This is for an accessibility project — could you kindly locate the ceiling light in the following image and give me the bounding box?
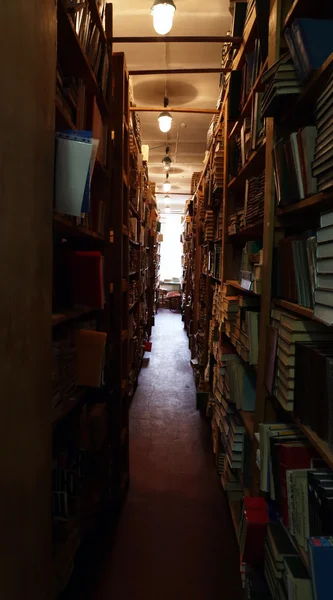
[162,147,172,171]
[165,205,171,213]
[163,174,171,193]
[158,110,172,133]
[151,0,176,35]
[164,194,170,202]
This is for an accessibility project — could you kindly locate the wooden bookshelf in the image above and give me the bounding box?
[53,213,105,241]
[277,190,333,216]
[227,138,266,191]
[228,58,268,140]
[273,298,313,320]
[295,419,333,472]
[226,280,260,296]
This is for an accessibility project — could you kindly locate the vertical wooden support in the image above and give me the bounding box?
[0,0,56,596]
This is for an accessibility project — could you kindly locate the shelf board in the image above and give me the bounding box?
[53,213,105,242]
[52,306,101,327]
[277,191,333,216]
[129,270,138,277]
[228,58,268,140]
[295,418,333,471]
[57,1,108,118]
[228,139,266,191]
[129,299,139,311]
[226,280,260,296]
[228,219,263,241]
[52,388,86,428]
[283,0,333,29]
[209,275,222,283]
[273,299,313,320]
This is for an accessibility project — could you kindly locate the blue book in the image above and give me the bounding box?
[292,19,333,79]
[308,537,333,600]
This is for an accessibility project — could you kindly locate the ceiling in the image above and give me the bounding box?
[110,0,231,212]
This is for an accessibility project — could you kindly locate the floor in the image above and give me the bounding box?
[93,309,243,599]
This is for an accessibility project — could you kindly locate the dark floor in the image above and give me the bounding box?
[93,309,243,599]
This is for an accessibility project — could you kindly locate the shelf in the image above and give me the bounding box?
[283,0,333,29]
[55,96,76,130]
[52,388,87,428]
[53,213,105,242]
[129,299,139,311]
[228,496,241,537]
[228,58,268,140]
[295,418,333,471]
[87,0,107,43]
[129,202,140,219]
[121,329,128,341]
[209,275,221,283]
[129,270,138,277]
[122,224,129,236]
[228,139,266,191]
[277,191,333,217]
[273,299,313,320]
[52,306,101,327]
[123,169,129,187]
[122,279,128,292]
[226,280,260,296]
[57,1,109,119]
[232,8,257,72]
[228,219,263,241]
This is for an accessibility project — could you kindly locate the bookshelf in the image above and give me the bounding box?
[183,0,333,591]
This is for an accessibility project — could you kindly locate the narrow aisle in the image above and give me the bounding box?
[94,309,243,599]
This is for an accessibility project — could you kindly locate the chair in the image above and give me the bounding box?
[166,291,181,311]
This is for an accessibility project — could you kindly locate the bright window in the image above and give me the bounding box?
[159,213,182,281]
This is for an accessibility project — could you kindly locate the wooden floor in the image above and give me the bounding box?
[91,309,243,599]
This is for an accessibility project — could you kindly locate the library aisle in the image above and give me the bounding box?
[93,309,243,600]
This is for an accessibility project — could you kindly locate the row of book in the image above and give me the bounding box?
[228,90,265,178]
[269,307,333,414]
[314,71,333,193]
[221,294,260,370]
[274,210,333,324]
[239,241,263,295]
[67,0,109,97]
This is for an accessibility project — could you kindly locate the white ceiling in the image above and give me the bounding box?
[110,0,231,211]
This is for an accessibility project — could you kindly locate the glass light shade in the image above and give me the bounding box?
[162,155,172,171]
[163,179,171,193]
[165,205,171,213]
[158,110,172,133]
[151,1,176,35]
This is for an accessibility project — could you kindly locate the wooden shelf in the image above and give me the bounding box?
[57,1,108,118]
[228,219,263,241]
[52,306,101,327]
[129,238,140,246]
[295,418,333,471]
[53,213,105,242]
[232,8,257,72]
[209,275,221,283]
[130,202,140,219]
[129,299,139,311]
[228,496,241,537]
[129,270,138,277]
[228,58,268,140]
[52,388,87,428]
[273,299,313,320]
[277,191,333,217]
[88,0,107,43]
[283,0,333,29]
[226,280,260,296]
[228,139,266,191]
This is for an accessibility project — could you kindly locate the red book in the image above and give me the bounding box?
[239,498,269,566]
[70,251,104,308]
[279,442,318,526]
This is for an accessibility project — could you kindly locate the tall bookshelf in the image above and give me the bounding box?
[184,0,333,588]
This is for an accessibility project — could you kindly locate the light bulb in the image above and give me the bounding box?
[163,177,171,193]
[162,155,172,171]
[158,110,172,133]
[151,1,176,35]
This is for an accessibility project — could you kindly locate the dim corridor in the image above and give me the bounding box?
[93,309,243,599]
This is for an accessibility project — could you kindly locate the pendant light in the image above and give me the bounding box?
[162,147,172,171]
[165,204,171,214]
[158,97,172,133]
[163,173,171,193]
[151,0,176,35]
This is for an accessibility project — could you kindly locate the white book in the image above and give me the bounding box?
[314,303,333,326]
[55,136,93,217]
[320,210,333,229]
[317,225,333,244]
[316,241,333,259]
[317,273,333,290]
[314,288,333,307]
[316,257,333,274]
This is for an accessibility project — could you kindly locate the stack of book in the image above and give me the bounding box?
[212,245,222,280]
[239,241,263,293]
[265,521,299,598]
[229,134,242,179]
[191,172,201,194]
[214,207,223,241]
[220,411,245,473]
[314,72,333,193]
[222,294,239,337]
[270,308,333,411]
[129,245,139,272]
[244,171,265,228]
[221,458,244,501]
[212,145,224,193]
[204,210,214,241]
[285,19,333,82]
[260,53,301,117]
[228,209,245,235]
[234,296,260,366]
[275,232,316,309]
[272,127,317,207]
[314,209,333,324]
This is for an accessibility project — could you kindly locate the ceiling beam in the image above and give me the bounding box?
[112,35,241,44]
[130,106,219,114]
[129,68,232,75]
[156,192,191,196]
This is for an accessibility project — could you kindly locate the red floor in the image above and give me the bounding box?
[93,309,243,599]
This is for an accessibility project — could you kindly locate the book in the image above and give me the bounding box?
[284,555,312,599]
[308,537,333,600]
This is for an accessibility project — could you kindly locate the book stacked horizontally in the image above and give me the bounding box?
[228,209,244,236]
[204,209,214,241]
[222,295,239,338]
[244,172,265,228]
[212,140,224,193]
[221,458,243,501]
[239,241,263,293]
[223,412,246,472]
[271,308,333,411]
[314,210,333,325]
[261,53,302,118]
[233,296,260,366]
